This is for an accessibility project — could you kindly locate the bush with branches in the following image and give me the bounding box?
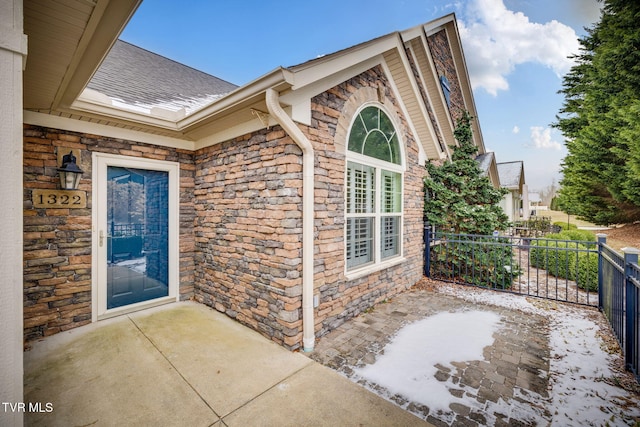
[425,112,518,288]
[529,230,598,292]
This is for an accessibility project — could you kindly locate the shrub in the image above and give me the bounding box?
[560,229,596,242]
[431,234,520,289]
[529,233,598,291]
[542,229,595,242]
[577,251,599,292]
[544,232,566,240]
[529,239,574,280]
[553,221,578,231]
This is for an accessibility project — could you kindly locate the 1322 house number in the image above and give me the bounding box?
[32,189,87,209]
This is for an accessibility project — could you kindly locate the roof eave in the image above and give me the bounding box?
[287,33,401,90]
[431,14,487,155]
[179,67,294,131]
[35,11,474,162]
[24,0,142,111]
[63,67,294,139]
[57,0,142,110]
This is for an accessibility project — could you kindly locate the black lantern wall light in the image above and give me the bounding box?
[57,151,84,190]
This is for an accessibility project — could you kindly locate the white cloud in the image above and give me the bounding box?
[530,126,562,150]
[457,0,580,96]
[566,0,602,25]
[512,125,520,134]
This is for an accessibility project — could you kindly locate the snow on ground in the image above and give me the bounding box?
[548,310,636,426]
[355,311,501,413]
[116,258,146,274]
[352,284,640,426]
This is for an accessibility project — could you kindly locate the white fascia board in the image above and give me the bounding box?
[423,13,456,36]
[24,110,195,150]
[393,14,456,46]
[65,69,291,139]
[378,60,427,166]
[400,25,423,41]
[79,88,187,121]
[194,104,298,150]
[71,98,182,131]
[416,27,456,158]
[179,68,292,130]
[279,55,383,123]
[432,18,486,154]
[290,35,401,90]
[393,43,440,161]
[283,56,383,103]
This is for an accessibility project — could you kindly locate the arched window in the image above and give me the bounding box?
[348,106,402,165]
[346,105,403,271]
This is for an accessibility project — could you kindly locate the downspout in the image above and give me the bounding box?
[265,88,315,352]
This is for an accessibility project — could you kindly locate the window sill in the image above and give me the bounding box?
[345,256,407,281]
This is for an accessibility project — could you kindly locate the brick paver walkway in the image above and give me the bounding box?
[309,288,553,426]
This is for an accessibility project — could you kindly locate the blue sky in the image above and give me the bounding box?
[120,0,602,191]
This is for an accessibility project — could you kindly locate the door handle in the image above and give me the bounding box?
[99,230,104,247]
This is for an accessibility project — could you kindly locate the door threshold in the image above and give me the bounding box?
[97,296,177,321]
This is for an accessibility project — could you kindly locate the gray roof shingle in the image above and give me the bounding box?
[497,161,524,189]
[87,40,238,114]
[475,152,495,175]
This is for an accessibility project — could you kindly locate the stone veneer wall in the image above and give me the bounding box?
[193,66,426,350]
[309,66,426,338]
[427,29,465,123]
[22,66,427,349]
[23,125,196,341]
[193,129,305,349]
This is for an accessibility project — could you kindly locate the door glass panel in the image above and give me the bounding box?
[107,166,169,309]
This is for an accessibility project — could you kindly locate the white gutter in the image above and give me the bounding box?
[265,88,315,352]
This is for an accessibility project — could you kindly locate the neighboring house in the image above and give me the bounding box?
[497,161,528,222]
[475,152,501,189]
[528,192,544,216]
[1,1,495,412]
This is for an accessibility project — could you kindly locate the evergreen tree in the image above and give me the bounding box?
[555,0,640,225]
[424,111,509,234]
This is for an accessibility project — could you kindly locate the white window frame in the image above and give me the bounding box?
[345,104,406,279]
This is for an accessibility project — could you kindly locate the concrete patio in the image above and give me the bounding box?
[23,285,640,426]
[24,301,430,427]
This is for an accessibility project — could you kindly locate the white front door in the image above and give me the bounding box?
[93,153,180,320]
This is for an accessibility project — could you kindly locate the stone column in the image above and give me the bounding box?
[0,0,27,425]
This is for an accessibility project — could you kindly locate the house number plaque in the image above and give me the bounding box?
[32,189,87,209]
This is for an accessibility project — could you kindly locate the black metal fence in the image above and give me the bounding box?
[599,240,625,344]
[598,235,639,381]
[424,226,599,306]
[626,262,640,380]
[111,223,144,237]
[423,226,639,382]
